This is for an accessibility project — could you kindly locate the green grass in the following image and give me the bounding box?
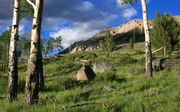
[0,42,180,112]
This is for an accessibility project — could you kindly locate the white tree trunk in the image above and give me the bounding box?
[24,0,44,104]
[7,0,20,103]
[141,0,152,76]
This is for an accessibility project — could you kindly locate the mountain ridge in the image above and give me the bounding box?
[59,15,180,54]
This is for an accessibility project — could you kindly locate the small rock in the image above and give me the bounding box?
[103,86,117,92]
[80,87,96,96]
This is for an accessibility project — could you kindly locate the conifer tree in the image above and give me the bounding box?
[129,37,134,50]
[151,12,180,55]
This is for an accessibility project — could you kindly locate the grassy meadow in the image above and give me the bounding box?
[0,42,180,112]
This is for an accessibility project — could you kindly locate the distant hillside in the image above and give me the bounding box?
[173,15,180,22]
[59,15,180,54]
[91,15,180,39]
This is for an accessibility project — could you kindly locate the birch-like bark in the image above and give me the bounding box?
[24,0,44,104]
[141,0,152,76]
[7,0,20,103]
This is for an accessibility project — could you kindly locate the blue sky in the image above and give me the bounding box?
[0,0,180,50]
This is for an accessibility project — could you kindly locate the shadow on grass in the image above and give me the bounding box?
[114,78,127,83]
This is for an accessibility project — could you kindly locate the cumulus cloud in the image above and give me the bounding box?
[50,22,99,48]
[122,7,137,18]
[116,0,126,8]
[18,25,25,35]
[0,0,138,49]
[116,0,137,18]
[75,1,94,12]
[50,14,118,48]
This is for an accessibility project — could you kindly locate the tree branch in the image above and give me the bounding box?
[0,96,6,99]
[61,102,102,111]
[26,0,36,9]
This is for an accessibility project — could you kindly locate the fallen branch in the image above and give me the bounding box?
[61,102,103,111]
[42,94,57,110]
[0,96,6,100]
[45,73,57,77]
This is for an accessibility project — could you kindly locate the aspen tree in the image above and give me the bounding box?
[7,0,20,103]
[24,0,44,104]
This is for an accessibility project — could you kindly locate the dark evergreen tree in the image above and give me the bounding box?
[100,30,116,53]
[129,37,134,50]
[151,12,180,55]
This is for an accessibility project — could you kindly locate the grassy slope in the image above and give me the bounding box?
[0,42,180,112]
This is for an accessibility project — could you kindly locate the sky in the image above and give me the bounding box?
[0,0,180,49]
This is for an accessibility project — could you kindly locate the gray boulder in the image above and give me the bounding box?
[153,58,180,70]
[93,61,115,73]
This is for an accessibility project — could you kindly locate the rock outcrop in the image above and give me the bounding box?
[152,58,180,70]
[70,45,100,54]
[77,65,96,81]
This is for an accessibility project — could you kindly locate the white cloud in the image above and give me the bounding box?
[19,25,24,32]
[122,7,137,18]
[116,0,137,18]
[50,14,118,48]
[116,0,125,8]
[75,1,94,12]
[19,25,25,35]
[51,22,99,48]
[43,18,71,30]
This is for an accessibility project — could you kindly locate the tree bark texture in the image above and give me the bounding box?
[141,0,153,77]
[24,0,44,104]
[39,52,44,88]
[7,0,20,103]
